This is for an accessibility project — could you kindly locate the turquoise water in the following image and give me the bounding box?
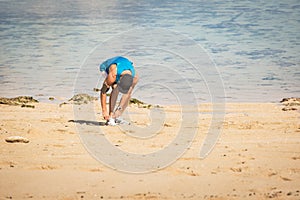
[0,0,299,104]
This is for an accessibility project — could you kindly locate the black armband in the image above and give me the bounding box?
[101,83,109,94]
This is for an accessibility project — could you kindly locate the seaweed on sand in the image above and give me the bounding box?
[0,96,38,108]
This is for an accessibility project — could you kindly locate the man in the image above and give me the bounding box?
[99,56,138,125]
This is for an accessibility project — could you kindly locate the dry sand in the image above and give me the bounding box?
[0,100,299,200]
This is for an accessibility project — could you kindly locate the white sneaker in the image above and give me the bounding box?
[107,118,117,126]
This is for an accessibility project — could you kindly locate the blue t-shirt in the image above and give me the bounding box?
[99,56,135,82]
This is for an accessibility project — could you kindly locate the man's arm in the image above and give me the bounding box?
[100,64,117,120]
[106,64,117,85]
[100,82,109,120]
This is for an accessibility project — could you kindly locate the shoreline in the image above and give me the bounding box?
[0,96,299,199]
[1,94,298,106]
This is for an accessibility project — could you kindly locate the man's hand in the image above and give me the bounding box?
[102,110,109,120]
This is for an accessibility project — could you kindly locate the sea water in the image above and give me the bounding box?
[0,0,299,105]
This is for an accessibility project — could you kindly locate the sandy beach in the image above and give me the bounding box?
[0,97,299,200]
[1,0,299,199]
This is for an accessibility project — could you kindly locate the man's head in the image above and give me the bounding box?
[118,74,133,94]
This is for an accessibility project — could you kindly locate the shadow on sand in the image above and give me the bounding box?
[68,119,107,126]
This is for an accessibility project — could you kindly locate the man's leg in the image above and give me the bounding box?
[114,75,138,118]
[109,84,119,117]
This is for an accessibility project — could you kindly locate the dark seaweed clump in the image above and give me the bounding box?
[280,97,300,111]
[0,96,38,108]
[68,93,98,105]
[129,98,145,105]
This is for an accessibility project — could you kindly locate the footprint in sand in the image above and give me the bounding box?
[280,176,292,181]
[5,136,29,143]
[43,165,58,170]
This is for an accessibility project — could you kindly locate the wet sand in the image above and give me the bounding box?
[0,100,299,200]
